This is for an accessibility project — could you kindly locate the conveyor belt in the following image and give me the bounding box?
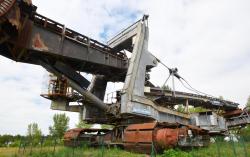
[32,13,127,60]
[146,87,239,110]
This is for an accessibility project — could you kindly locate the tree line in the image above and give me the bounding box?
[0,113,69,147]
[0,96,250,147]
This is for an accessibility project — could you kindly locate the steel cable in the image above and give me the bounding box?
[159,59,216,99]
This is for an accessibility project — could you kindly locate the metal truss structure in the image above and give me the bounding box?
[1,0,249,153]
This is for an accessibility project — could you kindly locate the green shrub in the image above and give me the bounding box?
[161,149,192,157]
[9,140,21,147]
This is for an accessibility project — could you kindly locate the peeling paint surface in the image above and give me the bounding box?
[7,4,20,30]
[32,33,49,51]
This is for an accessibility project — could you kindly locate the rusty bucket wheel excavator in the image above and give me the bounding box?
[0,0,250,154]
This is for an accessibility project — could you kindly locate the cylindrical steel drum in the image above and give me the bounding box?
[155,128,187,149]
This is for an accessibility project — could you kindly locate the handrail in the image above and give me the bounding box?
[32,13,127,60]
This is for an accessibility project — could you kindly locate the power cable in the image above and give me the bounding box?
[159,59,216,99]
[159,60,171,70]
[178,79,200,95]
[180,77,214,98]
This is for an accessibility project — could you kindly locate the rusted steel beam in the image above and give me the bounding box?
[225,108,250,128]
[223,109,250,118]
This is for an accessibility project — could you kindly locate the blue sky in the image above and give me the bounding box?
[0,0,250,135]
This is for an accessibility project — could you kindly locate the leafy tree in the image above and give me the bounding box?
[49,113,69,140]
[176,105,185,113]
[75,120,92,129]
[176,105,208,113]
[27,123,42,145]
[239,125,250,136]
[0,135,13,147]
[101,124,113,129]
[240,96,250,136]
[246,95,250,108]
[0,134,24,147]
[162,85,171,90]
[27,123,42,138]
[189,107,208,113]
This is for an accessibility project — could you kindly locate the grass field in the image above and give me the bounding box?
[186,141,250,157]
[0,141,249,157]
[0,147,146,157]
[0,147,17,157]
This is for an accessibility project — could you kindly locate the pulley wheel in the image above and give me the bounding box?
[0,0,16,17]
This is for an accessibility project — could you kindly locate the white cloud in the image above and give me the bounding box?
[0,57,79,135]
[32,0,142,41]
[0,0,250,134]
[145,0,250,106]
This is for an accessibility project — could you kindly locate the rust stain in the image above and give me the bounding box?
[123,122,156,153]
[6,4,21,30]
[124,123,189,152]
[223,109,248,118]
[125,122,157,131]
[155,128,186,149]
[32,33,49,51]
[124,130,153,143]
[64,128,111,147]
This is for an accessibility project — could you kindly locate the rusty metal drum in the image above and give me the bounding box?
[155,128,186,149]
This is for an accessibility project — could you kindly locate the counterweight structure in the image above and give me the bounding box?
[1,0,249,153]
